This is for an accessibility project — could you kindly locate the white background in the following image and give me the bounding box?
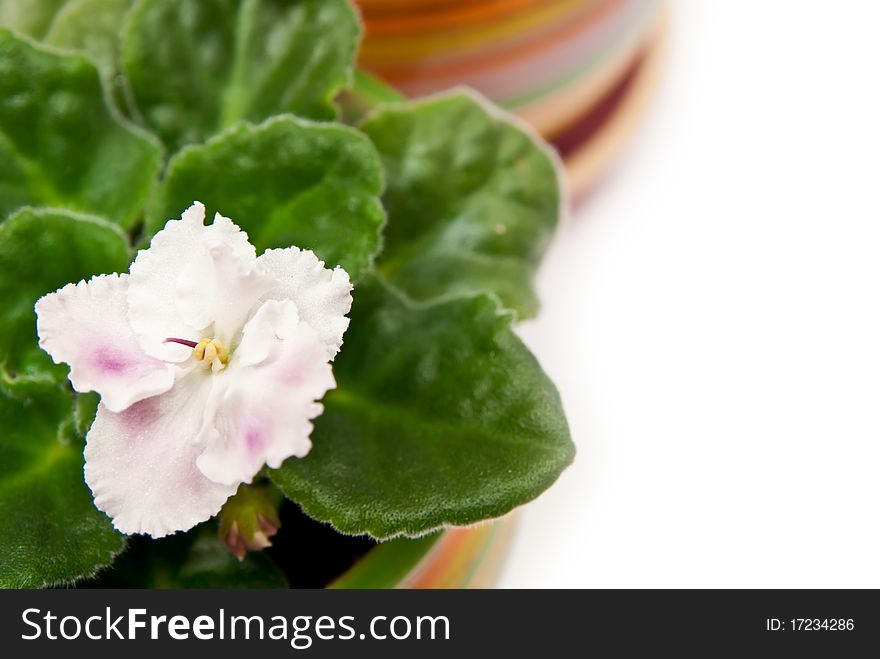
[499,0,880,588]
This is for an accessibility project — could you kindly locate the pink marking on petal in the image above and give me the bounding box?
[94,347,131,375]
[120,397,161,431]
[279,345,324,387]
[245,429,264,455]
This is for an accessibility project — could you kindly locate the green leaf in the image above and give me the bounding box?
[270,276,575,539]
[0,207,132,385]
[0,0,69,39]
[0,385,124,588]
[122,0,360,152]
[84,523,288,588]
[337,69,405,126]
[151,116,385,279]
[44,0,135,78]
[0,30,162,226]
[73,390,100,437]
[361,90,562,319]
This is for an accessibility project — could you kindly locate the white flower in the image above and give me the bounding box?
[35,202,352,538]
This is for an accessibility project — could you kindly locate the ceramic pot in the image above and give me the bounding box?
[354,0,668,200]
[330,517,516,589]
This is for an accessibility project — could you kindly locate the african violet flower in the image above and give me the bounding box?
[35,202,352,538]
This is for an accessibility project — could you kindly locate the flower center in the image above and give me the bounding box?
[164,337,229,370]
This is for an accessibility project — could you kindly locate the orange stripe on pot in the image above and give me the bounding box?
[358,0,600,63]
[361,0,545,36]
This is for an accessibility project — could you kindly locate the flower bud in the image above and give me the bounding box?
[218,483,282,561]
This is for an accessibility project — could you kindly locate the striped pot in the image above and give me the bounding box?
[354,0,668,201]
[330,518,516,589]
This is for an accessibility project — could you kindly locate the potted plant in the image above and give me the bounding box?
[0,0,574,589]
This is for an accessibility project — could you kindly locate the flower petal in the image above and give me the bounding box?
[234,295,302,368]
[195,300,336,486]
[127,202,259,361]
[175,242,275,348]
[257,248,353,358]
[35,274,176,413]
[84,371,238,537]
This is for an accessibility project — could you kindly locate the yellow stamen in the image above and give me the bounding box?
[193,338,228,369]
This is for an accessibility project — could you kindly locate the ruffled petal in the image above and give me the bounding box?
[127,202,259,362]
[84,371,238,537]
[195,300,336,486]
[35,274,176,413]
[257,248,353,358]
[175,243,275,348]
[233,295,302,368]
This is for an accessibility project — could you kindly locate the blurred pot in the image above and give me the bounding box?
[354,0,668,202]
[330,517,516,589]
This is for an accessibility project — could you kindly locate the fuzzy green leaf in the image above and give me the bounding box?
[84,523,287,588]
[361,90,562,319]
[0,208,132,386]
[0,0,69,39]
[271,277,575,539]
[0,385,124,588]
[0,30,161,226]
[337,69,405,126]
[122,0,360,152]
[151,116,385,279]
[44,0,135,78]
